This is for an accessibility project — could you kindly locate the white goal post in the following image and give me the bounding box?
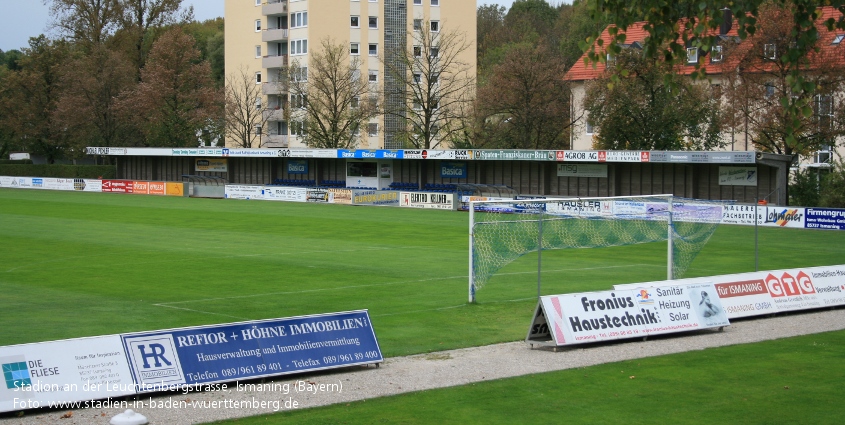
[467,195,726,303]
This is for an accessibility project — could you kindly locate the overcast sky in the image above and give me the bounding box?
[0,0,518,52]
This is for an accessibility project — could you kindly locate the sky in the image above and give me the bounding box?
[0,0,517,52]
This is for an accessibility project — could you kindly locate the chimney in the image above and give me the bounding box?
[720,8,733,35]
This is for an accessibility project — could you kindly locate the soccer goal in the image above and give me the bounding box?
[468,195,726,303]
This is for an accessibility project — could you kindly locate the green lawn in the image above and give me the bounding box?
[1,188,843,356]
[2,188,844,424]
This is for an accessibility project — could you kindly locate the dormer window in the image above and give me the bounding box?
[833,34,845,45]
[711,45,723,63]
[764,43,777,60]
[686,47,699,64]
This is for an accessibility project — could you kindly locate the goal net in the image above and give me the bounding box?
[468,195,726,303]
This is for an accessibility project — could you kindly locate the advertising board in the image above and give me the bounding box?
[440,161,466,178]
[120,311,382,392]
[287,160,308,175]
[352,190,400,206]
[224,185,264,200]
[556,163,607,178]
[804,208,845,230]
[0,336,135,413]
[264,186,307,202]
[614,264,845,318]
[196,159,228,172]
[719,166,758,186]
[526,284,729,346]
[399,192,457,210]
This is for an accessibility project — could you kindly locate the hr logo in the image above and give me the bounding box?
[125,335,185,385]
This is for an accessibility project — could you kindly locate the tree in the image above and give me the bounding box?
[53,45,137,154]
[224,66,272,149]
[476,43,574,149]
[719,3,845,157]
[583,47,724,150]
[582,0,845,150]
[0,36,71,163]
[382,23,475,149]
[46,0,121,49]
[288,39,379,149]
[122,27,221,147]
[477,4,506,75]
[115,0,192,74]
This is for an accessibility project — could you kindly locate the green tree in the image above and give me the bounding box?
[476,43,573,149]
[820,160,845,207]
[583,47,724,150]
[122,27,220,147]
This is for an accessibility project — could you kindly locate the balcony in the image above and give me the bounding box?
[263,135,289,148]
[262,0,287,16]
[262,54,288,69]
[262,81,287,95]
[263,108,285,122]
[262,28,289,42]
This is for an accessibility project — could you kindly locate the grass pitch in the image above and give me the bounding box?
[2,188,844,424]
[1,188,843,355]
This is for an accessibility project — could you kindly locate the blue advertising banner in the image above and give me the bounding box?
[440,161,466,178]
[805,208,845,230]
[287,160,308,175]
[120,310,382,392]
[337,150,403,159]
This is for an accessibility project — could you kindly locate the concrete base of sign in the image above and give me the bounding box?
[110,409,148,425]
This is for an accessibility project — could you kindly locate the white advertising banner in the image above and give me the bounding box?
[614,264,845,318]
[224,185,264,200]
[759,206,805,228]
[0,176,15,188]
[40,178,76,191]
[546,200,611,217]
[527,284,729,346]
[399,192,457,210]
[263,186,307,202]
[719,166,758,186]
[0,336,135,413]
[80,179,103,192]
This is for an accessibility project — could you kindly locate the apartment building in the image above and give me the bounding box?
[224,0,476,149]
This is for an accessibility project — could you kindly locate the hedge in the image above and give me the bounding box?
[0,164,116,179]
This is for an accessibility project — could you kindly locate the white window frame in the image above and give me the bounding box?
[369,43,378,56]
[686,47,698,64]
[351,16,359,28]
[413,0,421,4]
[369,16,378,29]
[414,19,422,31]
[292,12,308,29]
[368,123,379,137]
[431,0,439,5]
[255,19,262,32]
[350,43,360,55]
[255,45,262,58]
[764,43,777,60]
[368,70,378,83]
[255,72,262,84]
[711,45,723,63]
[430,20,439,32]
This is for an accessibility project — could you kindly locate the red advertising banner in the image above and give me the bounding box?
[101,179,133,193]
[131,181,149,194]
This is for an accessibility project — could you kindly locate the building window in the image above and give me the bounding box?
[255,97,262,110]
[764,43,776,60]
[254,124,262,135]
[368,70,378,83]
[292,66,308,82]
[351,96,359,108]
[351,16,359,28]
[413,72,421,83]
[291,12,308,28]
[368,123,379,137]
[711,45,723,63]
[586,118,594,135]
[291,121,305,136]
[430,21,439,32]
[369,16,378,29]
[686,47,698,64]
[413,0,421,4]
[430,47,439,58]
[764,83,775,98]
[369,43,378,56]
[351,69,361,81]
[255,45,261,58]
[414,19,422,31]
[292,94,306,109]
[255,19,261,32]
[255,0,261,5]
[833,34,845,45]
[815,94,833,130]
[431,0,439,5]
[413,46,421,57]
[350,43,359,55]
[291,39,308,55]
[255,72,262,84]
